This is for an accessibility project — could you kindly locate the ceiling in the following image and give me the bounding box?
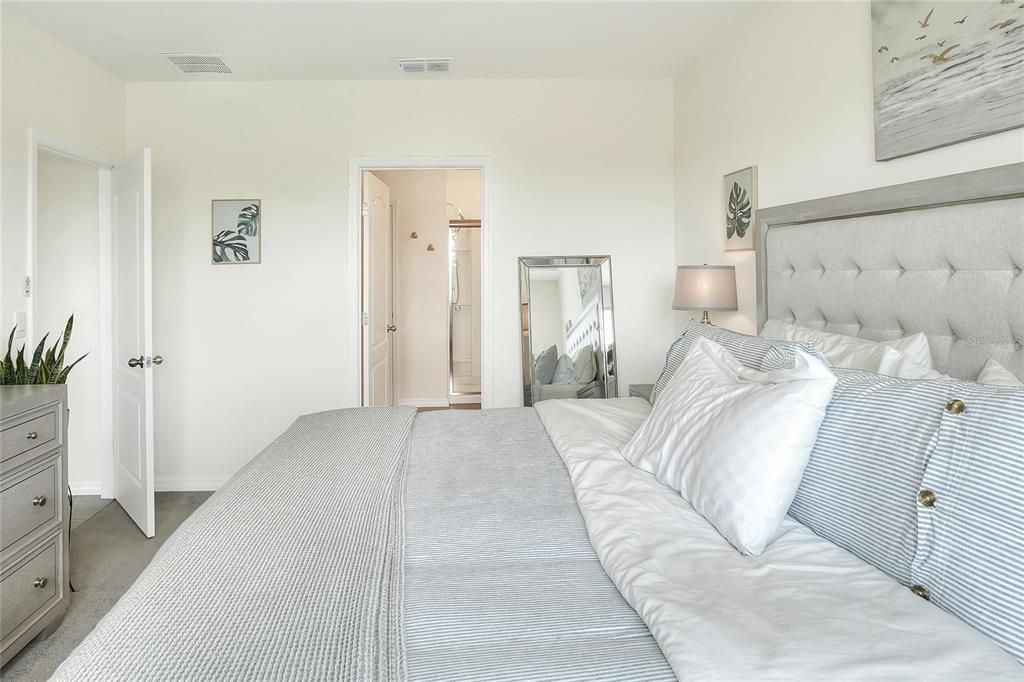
[6,1,754,81]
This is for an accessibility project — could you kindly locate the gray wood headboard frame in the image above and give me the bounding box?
[756,163,1024,381]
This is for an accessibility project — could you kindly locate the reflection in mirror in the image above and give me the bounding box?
[519,256,616,406]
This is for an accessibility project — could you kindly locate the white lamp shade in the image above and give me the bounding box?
[672,265,738,311]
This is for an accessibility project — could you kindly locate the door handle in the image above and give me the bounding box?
[386,324,397,333]
[128,356,145,368]
[148,356,164,367]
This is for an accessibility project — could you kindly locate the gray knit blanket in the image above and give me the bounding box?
[53,407,416,681]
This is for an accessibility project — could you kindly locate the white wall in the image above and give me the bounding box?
[125,79,675,486]
[36,151,102,491]
[374,170,449,406]
[1,11,125,337]
[674,1,1024,335]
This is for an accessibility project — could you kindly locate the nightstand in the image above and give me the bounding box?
[628,384,653,403]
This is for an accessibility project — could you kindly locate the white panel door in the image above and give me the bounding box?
[362,172,394,406]
[112,148,155,537]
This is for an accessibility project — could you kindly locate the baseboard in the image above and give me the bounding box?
[397,399,450,408]
[448,394,482,405]
[155,476,227,492]
[69,481,102,496]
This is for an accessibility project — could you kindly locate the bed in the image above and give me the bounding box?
[55,163,1024,680]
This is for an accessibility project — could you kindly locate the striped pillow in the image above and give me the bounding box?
[651,321,815,404]
[774,357,1024,663]
[785,367,941,584]
[912,382,1024,664]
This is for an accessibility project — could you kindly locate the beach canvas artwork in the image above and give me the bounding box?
[871,1,1024,161]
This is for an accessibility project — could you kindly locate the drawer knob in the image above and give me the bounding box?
[32,495,47,507]
[33,577,48,589]
[26,431,38,440]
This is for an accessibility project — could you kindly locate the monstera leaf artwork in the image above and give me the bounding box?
[726,182,751,239]
[212,200,261,264]
[212,230,250,262]
[723,167,757,252]
[236,203,260,236]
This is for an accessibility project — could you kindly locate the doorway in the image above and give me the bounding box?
[28,131,157,537]
[358,167,485,409]
[35,150,104,501]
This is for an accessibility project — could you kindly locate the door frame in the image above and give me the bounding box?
[348,156,494,409]
[27,128,116,498]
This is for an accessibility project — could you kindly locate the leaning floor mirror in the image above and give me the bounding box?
[519,256,617,406]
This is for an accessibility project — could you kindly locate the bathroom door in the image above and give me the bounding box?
[362,172,394,406]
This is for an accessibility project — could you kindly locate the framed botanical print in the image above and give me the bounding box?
[212,199,261,264]
[724,166,757,252]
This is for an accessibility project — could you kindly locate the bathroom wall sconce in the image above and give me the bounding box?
[410,231,418,239]
[427,243,436,252]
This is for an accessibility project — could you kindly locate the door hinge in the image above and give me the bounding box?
[361,311,369,326]
[361,202,369,218]
[23,276,31,297]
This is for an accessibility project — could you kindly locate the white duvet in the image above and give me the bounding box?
[535,398,1024,681]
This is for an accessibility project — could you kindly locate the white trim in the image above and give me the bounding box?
[348,156,495,409]
[27,128,118,502]
[397,398,450,408]
[155,476,226,492]
[97,170,114,499]
[69,481,103,496]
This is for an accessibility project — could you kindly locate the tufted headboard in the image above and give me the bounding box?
[756,163,1024,382]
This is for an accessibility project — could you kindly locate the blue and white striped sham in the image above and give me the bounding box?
[650,321,816,404]
[764,347,1024,665]
[783,367,941,584]
[912,382,1024,664]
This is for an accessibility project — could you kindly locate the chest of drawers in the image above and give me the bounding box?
[1,386,70,668]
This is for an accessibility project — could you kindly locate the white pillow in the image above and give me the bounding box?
[977,358,1023,387]
[620,336,837,556]
[759,320,933,372]
[880,351,1024,387]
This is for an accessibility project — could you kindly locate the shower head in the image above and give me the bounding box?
[447,202,465,221]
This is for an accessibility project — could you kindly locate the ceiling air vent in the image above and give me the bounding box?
[396,57,453,74]
[163,54,232,74]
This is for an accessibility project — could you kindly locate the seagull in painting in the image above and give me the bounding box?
[955,16,968,24]
[937,40,946,46]
[921,44,960,63]
[890,56,900,63]
[990,18,1017,29]
[915,34,928,40]
[878,45,889,52]
[1000,0,1013,5]
[918,8,934,27]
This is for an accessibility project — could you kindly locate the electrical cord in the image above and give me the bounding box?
[67,484,77,593]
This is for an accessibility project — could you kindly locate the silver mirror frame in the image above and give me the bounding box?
[518,255,617,406]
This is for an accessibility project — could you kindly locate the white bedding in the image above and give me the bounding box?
[535,398,1024,681]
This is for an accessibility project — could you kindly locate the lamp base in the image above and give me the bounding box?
[699,310,712,325]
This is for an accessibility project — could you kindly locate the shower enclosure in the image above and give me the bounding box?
[448,218,482,401]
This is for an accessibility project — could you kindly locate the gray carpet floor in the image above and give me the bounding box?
[1,491,212,681]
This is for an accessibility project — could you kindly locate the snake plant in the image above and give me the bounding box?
[0,315,88,385]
